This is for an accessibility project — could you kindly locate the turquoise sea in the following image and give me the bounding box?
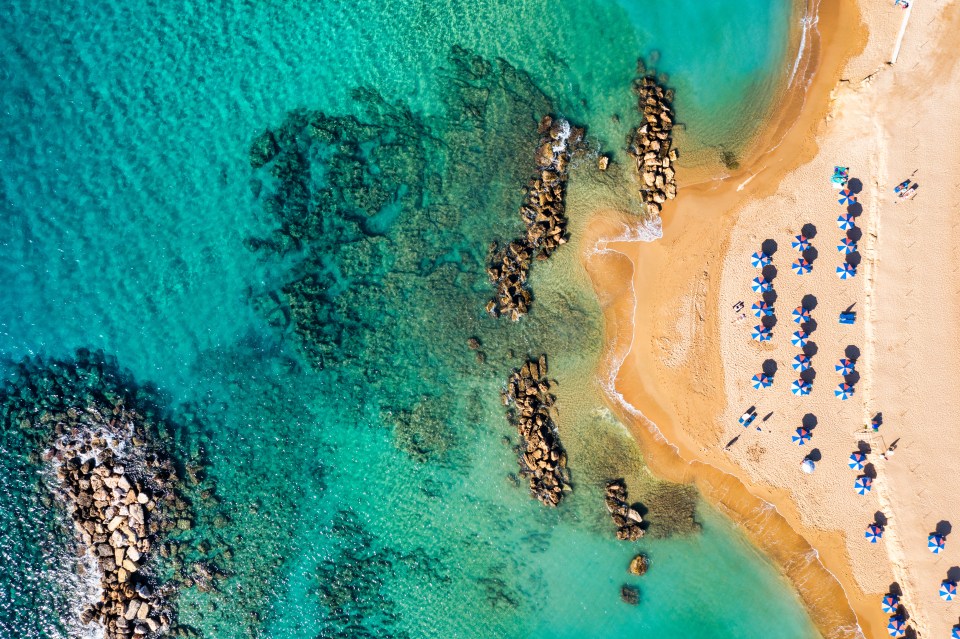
[0,1,821,638]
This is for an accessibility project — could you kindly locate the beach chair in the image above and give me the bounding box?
[839,311,856,325]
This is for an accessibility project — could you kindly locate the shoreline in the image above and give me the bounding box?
[580,0,886,637]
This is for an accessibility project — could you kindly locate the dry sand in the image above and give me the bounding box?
[583,0,960,637]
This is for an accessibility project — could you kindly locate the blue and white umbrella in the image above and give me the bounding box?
[929,533,946,554]
[838,188,857,205]
[792,306,811,324]
[792,354,811,372]
[751,326,772,342]
[751,251,772,268]
[849,452,866,471]
[791,235,810,251]
[855,475,873,495]
[792,258,812,275]
[838,237,857,254]
[751,276,772,292]
[791,330,809,347]
[866,523,883,543]
[791,380,811,396]
[752,301,774,317]
[751,374,772,390]
[881,594,899,614]
[837,214,855,230]
[836,383,854,400]
[792,427,811,445]
[886,615,905,638]
[835,359,855,375]
[952,624,960,639]
[940,580,957,602]
[837,263,857,280]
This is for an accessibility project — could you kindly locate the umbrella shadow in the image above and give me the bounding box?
[864,463,878,479]
[801,294,818,311]
[801,413,818,430]
[761,239,778,256]
[806,447,822,462]
[874,511,888,527]
[847,227,864,242]
[948,566,960,582]
[888,582,903,597]
[803,341,819,357]
[847,178,863,194]
[844,302,856,313]
[761,315,778,329]
[762,359,778,376]
[857,440,872,455]
[800,368,817,383]
[872,412,883,428]
[802,246,819,265]
[845,345,861,361]
[724,435,741,449]
[801,319,818,335]
[845,371,861,386]
[762,290,778,305]
[801,222,818,239]
[937,521,953,537]
[762,264,778,281]
[762,412,774,422]
[846,251,862,267]
[847,201,864,218]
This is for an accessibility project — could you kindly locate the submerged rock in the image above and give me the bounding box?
[620,584,640,606]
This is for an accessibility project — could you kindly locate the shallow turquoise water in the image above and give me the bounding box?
[0,1,819,637]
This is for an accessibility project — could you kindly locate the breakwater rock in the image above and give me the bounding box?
[604,479,645,540]
[628,74,677,214]
[46,404,179,638]
[485,116,583,321]
[503,355,570,506]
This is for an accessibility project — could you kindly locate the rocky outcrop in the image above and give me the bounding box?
[503,355,569,506]
[628,74,677,214]
[45,404,182,638]
[486,116,583,321]
[628,554,648,576]
[604,479,644,540]
[620,585,640,606]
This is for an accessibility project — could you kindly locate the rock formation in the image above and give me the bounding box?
[620,585,640,606]
[628,74,677,214]
[604,479,645,540]
[486,116,583,321]
[628,554,649,576]
[44,403,181,638]
[503,355,569,506]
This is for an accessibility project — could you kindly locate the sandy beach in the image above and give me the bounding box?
[584,0,960,637]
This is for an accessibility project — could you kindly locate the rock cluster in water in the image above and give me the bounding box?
[485,116,582,321]
[628,554,649,576]
[44,404,181,638]
[628,74,677,214]
[503,355,569,506]
[604,479,645,540]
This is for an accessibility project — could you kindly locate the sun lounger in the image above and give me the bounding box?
[839,312,856,325]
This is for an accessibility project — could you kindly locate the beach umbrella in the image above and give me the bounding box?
[952,625,960,639]
[792,427,811,445]
[791,330,809,347]
[751,251,772,268]
[791,235,810,251]
[866,524,883,543]
[837,263,857,280]
[791,258,812,275]
[855,476,873,495]
[751,276,772,293]
[801,459,815,474]
[791,380,811,396]
[792,306,811,324]
[940,580,957,602]
[752,301,774,317]
[849,452,867,471]
[838,189,857,205]
[751,326,772,342]
[835,383,855,400]
[928,533,946,554]
[835,359,855,375]
[870,416,881,431]
[751,374,772,390]
[886,615,906,638]
[837,214,855,230]
[838,237,857,254]
[880,593,899,614]
[792,354,811,372]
